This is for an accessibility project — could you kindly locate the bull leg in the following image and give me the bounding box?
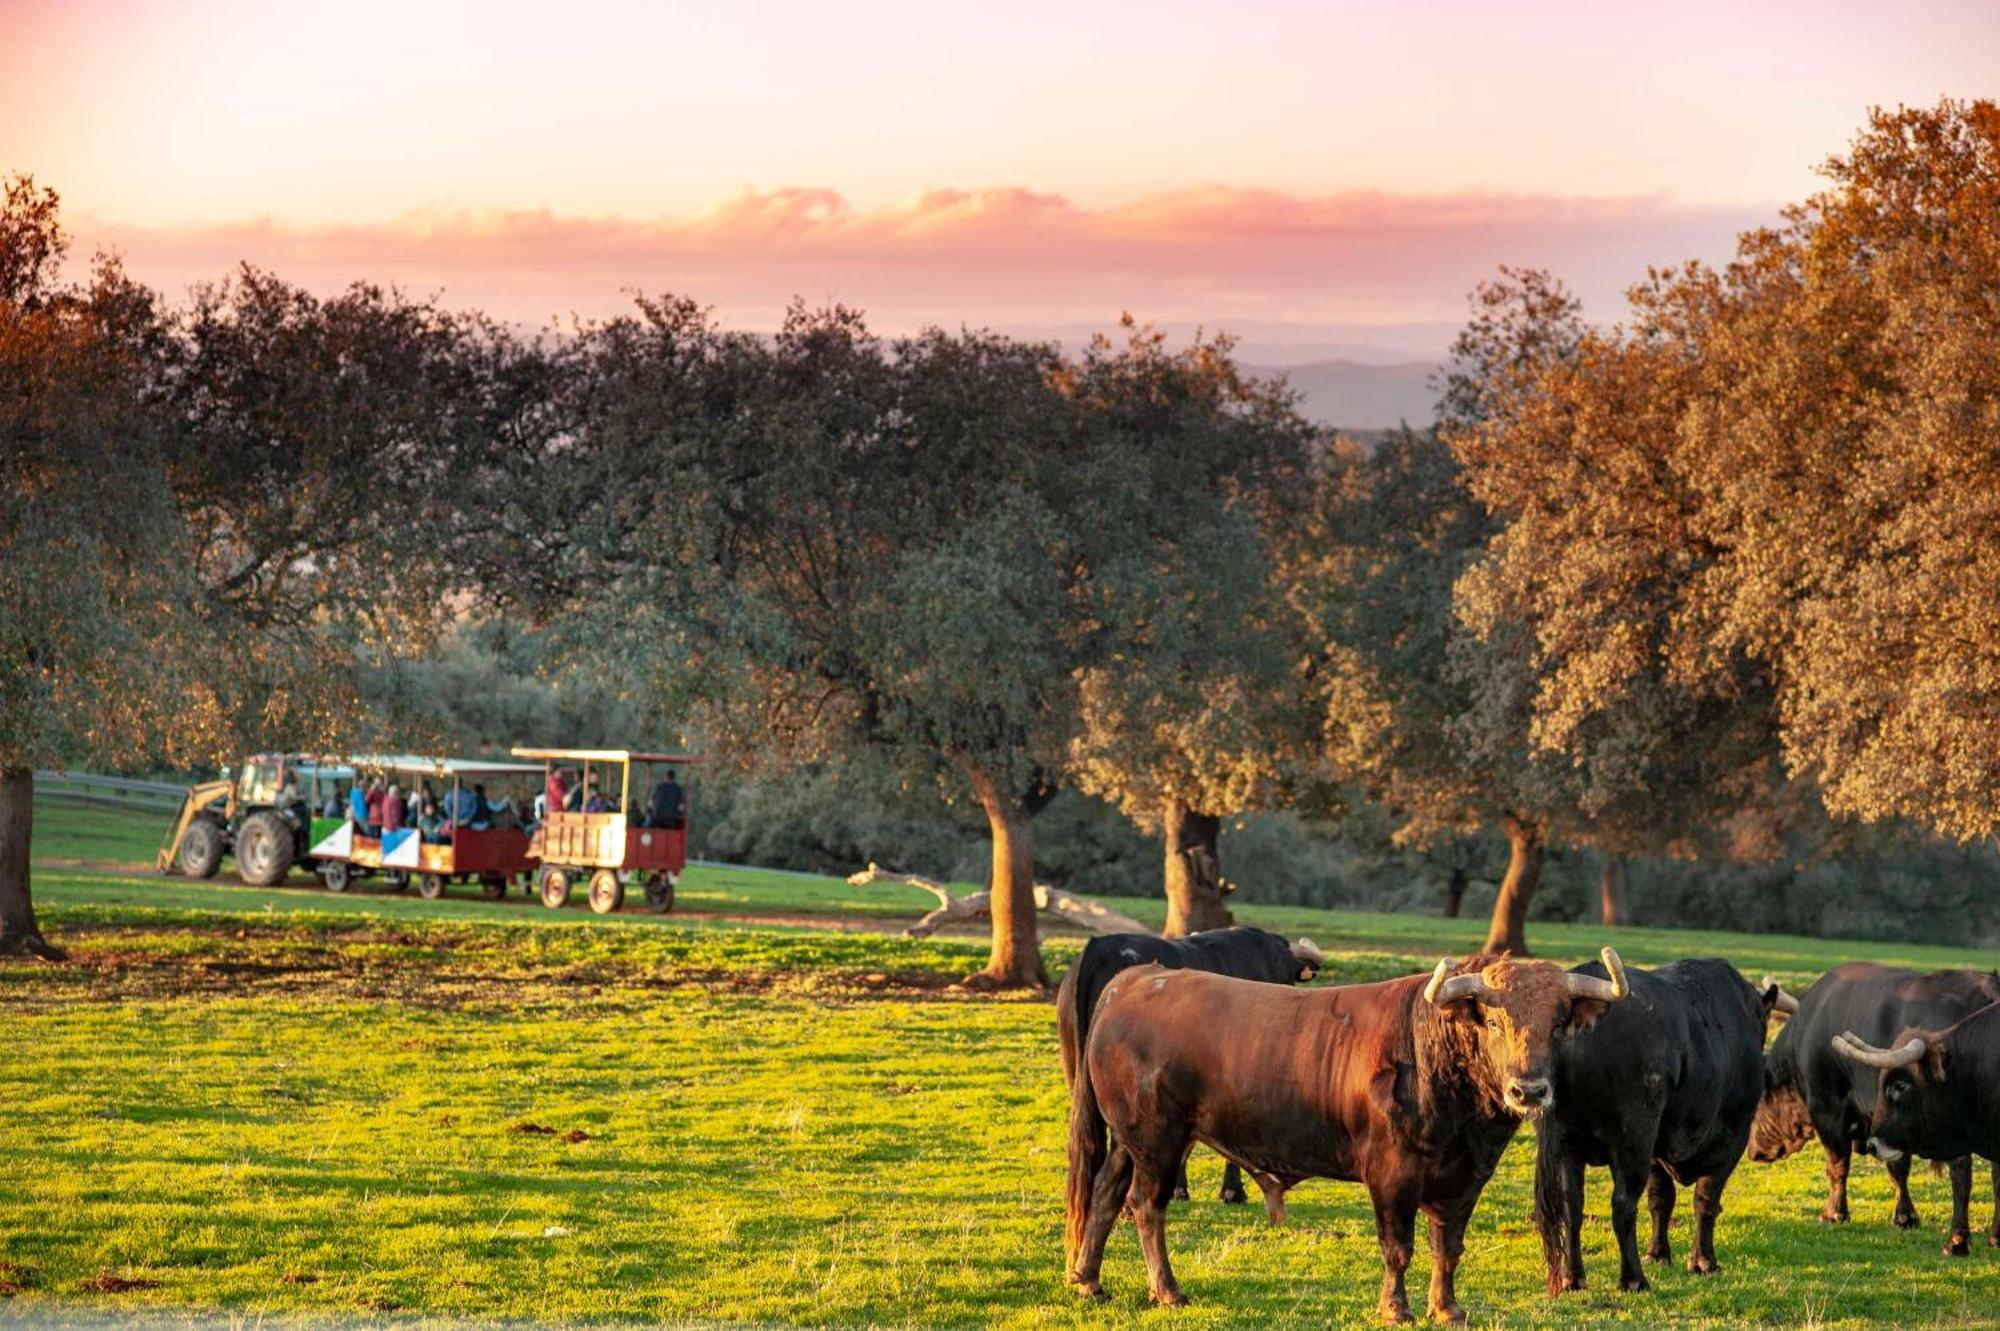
[1820,1138,1851,1224]
[1131,1165,1187,1307]
[1886,1150,1920,1229]
[1069,1146,1133,1297]
[1645,1165,1676,1266]
[1608,1147,1654,1293]
[1367,1186,1419,1324]
[1172,1151,1191,1202]
[1422,1204,1471,1325]
[1219,1159,1247,1205]
[1532,1127,1586,1295]
[1944,1156,1973,1256]
[1989,1160,2000,1247]
[1688,1168,1731,1274]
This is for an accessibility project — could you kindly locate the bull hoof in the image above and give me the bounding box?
[1687,1254,1718,1276]
[1819,1208,1849,1225]
[1378,1299,1414,1325]
[1546,1273,1584,1296]
[1219,1184,1247,1205]
[1988,1230,1999,1248]
[1171,1184,1191,1202]
[1645,1244,1671,1266]
[1893,1209,1921,1230]
[1620,1273,1650,1294]
[1070,1279,1106,1301]
[1945,1233,1971,1257]
[1150,1287,1188,1308]
[1429,1302,1467,1325]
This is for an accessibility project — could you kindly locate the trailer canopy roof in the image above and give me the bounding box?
[510,748,702,765]
[328,753,546,777]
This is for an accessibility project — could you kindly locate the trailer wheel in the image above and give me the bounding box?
[588,869,624,914]
[177,818,225,879]
[418,873,447,900]
[479,874,507,900]
[383,870,409,893]
[644,873,675,914]
[320,860,352,893]
[236,811,295,886]
[538,866,572,909]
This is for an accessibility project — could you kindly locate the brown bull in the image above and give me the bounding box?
[1065,949,1627,1324]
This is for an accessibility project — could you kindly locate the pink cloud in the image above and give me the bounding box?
[72,186,1768,360]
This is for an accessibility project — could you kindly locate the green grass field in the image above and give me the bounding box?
[4,796,1998,1327]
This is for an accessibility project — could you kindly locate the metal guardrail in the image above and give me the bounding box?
[34,770,187,808]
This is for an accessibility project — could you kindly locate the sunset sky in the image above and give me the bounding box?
[3,0,1994,360]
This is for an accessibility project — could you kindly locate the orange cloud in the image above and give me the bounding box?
[73,186,1765,360]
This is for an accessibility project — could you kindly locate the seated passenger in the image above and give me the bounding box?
[381,783,406,835]
[418,798,445,843]
[364,778,386,833]
[322,787,344,819]
[647,769,686,829]
[444,783,483,831]
[349,780,376,835]
[562,771,584,813]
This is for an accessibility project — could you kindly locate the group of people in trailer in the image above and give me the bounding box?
[543,765,687,830]
[312,765,685,845]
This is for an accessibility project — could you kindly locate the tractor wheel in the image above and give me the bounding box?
[588,869,624,915]
[538,866,573,909]
[236,811,296,886]
[418,873,447,900]
[177,818,225,879]
[479,874,507,901]
[320,860,352,893]
[644,872,675,914]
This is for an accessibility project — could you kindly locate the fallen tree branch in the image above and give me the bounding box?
[846,863,1156,938]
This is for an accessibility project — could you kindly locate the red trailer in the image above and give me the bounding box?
[512,748,698,912]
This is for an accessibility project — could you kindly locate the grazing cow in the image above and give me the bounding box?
[1749,962,2000,1254]
[1533,958,1772,1295]
[1056,926,1325,1206]
[1835,999,2000,1251]
[1066,948,1629,1324]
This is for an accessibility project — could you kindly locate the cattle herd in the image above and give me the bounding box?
[1056,927,2000,1324]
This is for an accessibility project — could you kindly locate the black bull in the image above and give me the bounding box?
[1534,958,1772,1295]
[1056,926,1321,1205]
[1752,961,2000,1254]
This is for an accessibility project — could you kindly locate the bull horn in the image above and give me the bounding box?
[1566,947,1630,1003]
[1760,975,1801,1015]
[1424,957,1488,1006]
[1831,1031,1926,1070]
[1292,937,1325,966]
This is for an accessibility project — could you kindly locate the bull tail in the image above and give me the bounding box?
[1055,965,1081,1090]
[1064,1037,1111,1274]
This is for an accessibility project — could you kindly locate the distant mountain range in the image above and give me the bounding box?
[1248,359,1441,432]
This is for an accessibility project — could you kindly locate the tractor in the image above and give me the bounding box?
[157,754,348,886]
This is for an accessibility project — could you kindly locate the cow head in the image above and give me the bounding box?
[1290,937,1325,984]
[1424,947,1626,1116]
[1747,1074,1815,1162]
[1832,1027,1959,1162]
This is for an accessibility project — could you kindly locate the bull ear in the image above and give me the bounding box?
[1567,997,1610,1033]
[1925,1043,1950,1083]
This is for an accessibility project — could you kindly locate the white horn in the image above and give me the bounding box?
[1566,947,1630,1003]
[1831,1031,1926,1070]
[1292,937,1325,966]
[1760,975,1801,1016]
[1425,957,1488,1006]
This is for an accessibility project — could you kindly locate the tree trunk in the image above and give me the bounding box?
[1599,854,1628,927]
[1162,800,1233,938]
[1442,864,1467,918]
[1481,814,1544,956]
[0,767,62,960]
[964,764,1048,989]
